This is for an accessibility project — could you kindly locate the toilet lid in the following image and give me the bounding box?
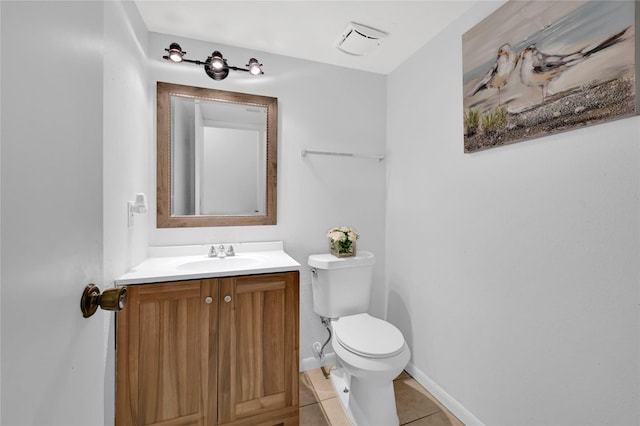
[335,313,405,358]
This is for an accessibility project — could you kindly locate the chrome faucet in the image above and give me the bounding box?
[208,244,235,258]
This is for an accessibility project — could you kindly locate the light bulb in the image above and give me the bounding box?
[247,58,262,75]
[166,43,184,63]
[210,51,225,70]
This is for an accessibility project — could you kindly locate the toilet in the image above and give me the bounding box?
[308,251,410,426]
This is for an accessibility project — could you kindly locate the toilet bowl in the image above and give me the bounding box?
[330,313,411,426]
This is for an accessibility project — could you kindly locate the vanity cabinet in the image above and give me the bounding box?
[116,271,299,426]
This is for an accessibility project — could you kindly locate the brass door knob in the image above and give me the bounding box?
[81,284,127,318]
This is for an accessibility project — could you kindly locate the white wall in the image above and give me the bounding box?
[103,0,151,279]
[102,1,150,424]
[386,2,640,425]
[148,32,388,366]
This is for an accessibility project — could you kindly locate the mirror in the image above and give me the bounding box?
[157,82,277,227]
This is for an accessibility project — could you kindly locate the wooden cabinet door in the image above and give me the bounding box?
[116,280,218,426]
[218,272,299,426]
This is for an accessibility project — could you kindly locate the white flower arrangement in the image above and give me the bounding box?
[326,226,359,257]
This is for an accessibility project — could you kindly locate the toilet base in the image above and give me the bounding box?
[329,367,356,424]
[330,366,400,426]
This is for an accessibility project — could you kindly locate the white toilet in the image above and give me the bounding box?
[308,251,410,426]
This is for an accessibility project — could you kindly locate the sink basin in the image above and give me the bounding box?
[176,256,265,272]
[115,241,302,285]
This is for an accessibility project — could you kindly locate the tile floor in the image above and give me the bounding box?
[299,367,464,426]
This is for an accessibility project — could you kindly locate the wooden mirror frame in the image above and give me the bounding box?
[157,82,277,228]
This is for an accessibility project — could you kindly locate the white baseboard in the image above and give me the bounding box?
[300,353,337,372]
[405,362,484,426]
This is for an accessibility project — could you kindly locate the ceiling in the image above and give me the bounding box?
[134,1,476,75]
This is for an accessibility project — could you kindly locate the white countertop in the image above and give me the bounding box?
[115,241,300,285]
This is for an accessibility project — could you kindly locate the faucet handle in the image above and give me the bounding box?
[226,245,235,256]
[208,245,217,258]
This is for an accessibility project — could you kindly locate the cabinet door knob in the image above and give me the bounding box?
[204,296,213,304]
[224,295,232,303]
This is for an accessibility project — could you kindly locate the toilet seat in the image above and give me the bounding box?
[334,313,405,358]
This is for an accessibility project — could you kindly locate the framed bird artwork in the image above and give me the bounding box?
[462,0,638,153]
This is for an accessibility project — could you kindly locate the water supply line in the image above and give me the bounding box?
[311,267,332,378]
[318,317,332,379]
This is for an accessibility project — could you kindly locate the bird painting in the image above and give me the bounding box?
[468,43,519,105]
[462,0,636,153]
[519,26,631,103]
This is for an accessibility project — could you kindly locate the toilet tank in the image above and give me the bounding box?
[308,251,375,318]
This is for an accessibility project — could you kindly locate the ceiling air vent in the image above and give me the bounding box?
[337,22,388,56]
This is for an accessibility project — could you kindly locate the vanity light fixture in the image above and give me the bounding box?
[163,42,263,81]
